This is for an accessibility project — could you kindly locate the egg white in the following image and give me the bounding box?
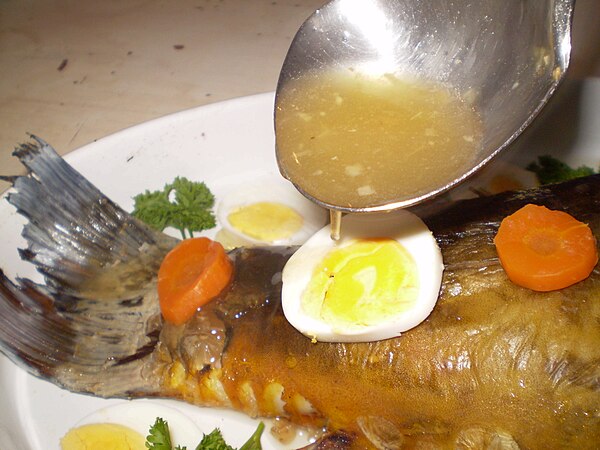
[281,210,444,343]
[69,400,202,448]
[216,174,327,246]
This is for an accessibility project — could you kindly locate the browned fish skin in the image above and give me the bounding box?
[0,140,598,449]
[158,175,600,449]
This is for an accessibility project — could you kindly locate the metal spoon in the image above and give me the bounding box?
[274,0,574,225]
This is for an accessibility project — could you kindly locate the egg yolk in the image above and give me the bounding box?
[301,239,418,330]
[60,423,146,450]
[228,201,303,242]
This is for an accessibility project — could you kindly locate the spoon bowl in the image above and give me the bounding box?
[275,0,574,213]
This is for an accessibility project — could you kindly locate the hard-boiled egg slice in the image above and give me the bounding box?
[216,175,327,247]
[61,400,202,450]
[281,210,443,343]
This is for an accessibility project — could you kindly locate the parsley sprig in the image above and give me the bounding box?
[146,417,176,450]
[526,155,598,185]
[132,177,216,239]
[146,417,265,450]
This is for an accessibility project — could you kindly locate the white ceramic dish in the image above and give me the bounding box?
[0,79,598,449]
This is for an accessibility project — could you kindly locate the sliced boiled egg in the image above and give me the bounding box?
[281,210,443,342]
[61,400,202,450]
[216,175,327,248]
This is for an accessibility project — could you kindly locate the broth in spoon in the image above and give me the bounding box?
[275,70,484,211]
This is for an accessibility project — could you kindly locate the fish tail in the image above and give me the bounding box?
[0,136,178,397]
[6,135,176,293]
[0,271,75,378]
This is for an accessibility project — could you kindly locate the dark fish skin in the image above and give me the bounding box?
[0,138,599,449]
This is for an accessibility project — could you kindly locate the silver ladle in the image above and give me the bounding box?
[274,0,574,237]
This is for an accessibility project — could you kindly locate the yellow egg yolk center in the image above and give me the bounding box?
[61,423,146,450]
[302,239,418,330]
[228,201,303,242]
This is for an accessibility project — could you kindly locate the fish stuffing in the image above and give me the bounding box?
[0,137,599,449]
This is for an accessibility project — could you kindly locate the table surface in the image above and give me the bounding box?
[1,0,599,194]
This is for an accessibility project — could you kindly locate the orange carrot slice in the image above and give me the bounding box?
[158,237,233,325]
[494,204,598,292]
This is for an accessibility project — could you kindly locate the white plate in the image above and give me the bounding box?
[0,79,599,450]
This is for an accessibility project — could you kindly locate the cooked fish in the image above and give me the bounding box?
[0,137,598,449]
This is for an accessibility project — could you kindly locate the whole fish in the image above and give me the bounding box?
[0,137,598,449]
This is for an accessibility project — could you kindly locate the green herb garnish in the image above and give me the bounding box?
[132,177,216,239]
[238,422,265,450]
[526,155,598,185]
[146,418,264,450]
[195,428,234,450]
[146,417,175,450]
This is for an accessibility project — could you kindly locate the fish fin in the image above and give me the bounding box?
[357,416,404,450]
[455,426,519,449]
[0,269,75,378]
[0,136,177,396]
[0,268,162,396]
[6,135,178,298]
[0,175,18,184]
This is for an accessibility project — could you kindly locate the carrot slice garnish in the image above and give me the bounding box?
[494,204,598,292]
[158,237,233,325]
